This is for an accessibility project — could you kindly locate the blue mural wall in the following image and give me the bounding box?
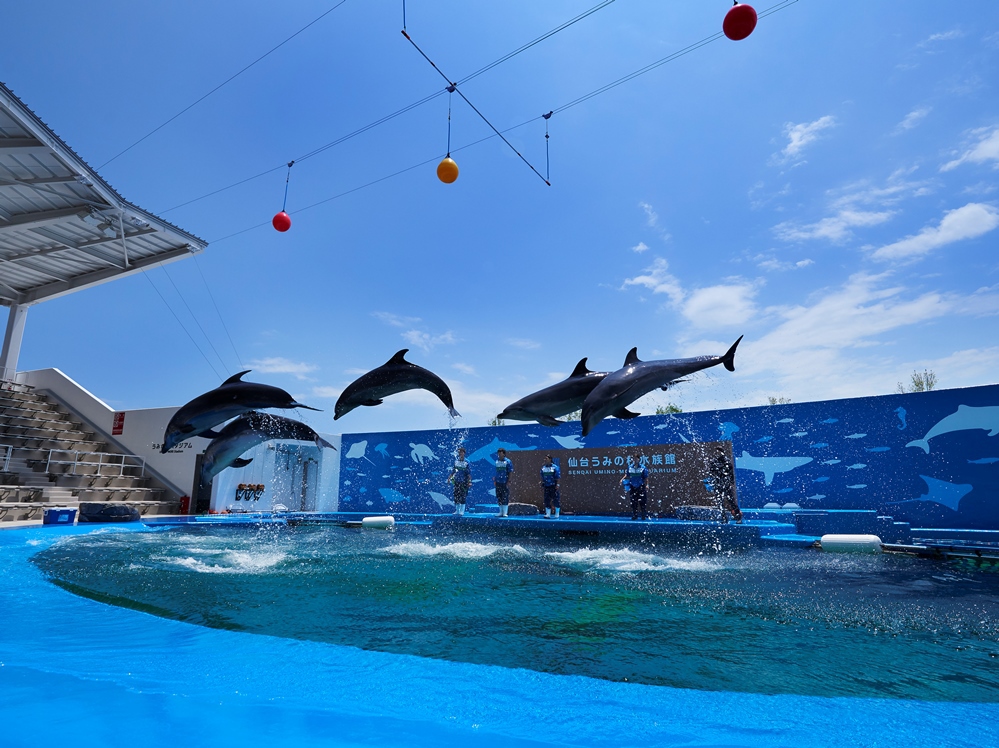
[336,384,999,530]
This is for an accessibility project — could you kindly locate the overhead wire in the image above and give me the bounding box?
[193,255,244,369]
[142,270,224,380]
[159,0,617,214]
[210,0,800,244]
[98,0,351,169]
[160,265,233,375]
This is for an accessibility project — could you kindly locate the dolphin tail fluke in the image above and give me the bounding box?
[906,439,930,453]
[292,402,323,411]
[231,458,253,468]
[722,336,743,372]
[317,437,337,450]
[448,407,461,419]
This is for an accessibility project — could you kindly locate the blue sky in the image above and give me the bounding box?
[3,1,998,435]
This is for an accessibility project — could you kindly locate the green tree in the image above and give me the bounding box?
[897,369,938,394]
[487,416,505,427]
[655,403,682,414]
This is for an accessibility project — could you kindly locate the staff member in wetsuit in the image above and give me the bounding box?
[709,445,743,523]
[539,455,560,518]
[494,448,514,517]
[448,446,471,516]
[626,454,650,521]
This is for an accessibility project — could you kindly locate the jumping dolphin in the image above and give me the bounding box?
[906,404,999,454]
[496,358,639,426]
[162,371,320,453]
[334,350,460,420]
[580,337,743,436]
[201,411,336,483]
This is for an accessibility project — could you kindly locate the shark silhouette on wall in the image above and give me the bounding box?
[735,452,814,486]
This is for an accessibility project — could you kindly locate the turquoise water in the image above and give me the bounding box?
[31,524,999,702]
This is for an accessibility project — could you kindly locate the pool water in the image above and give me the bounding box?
[32,524,999,702]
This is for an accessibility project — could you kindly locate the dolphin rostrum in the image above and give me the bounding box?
[162,371,320,453]
[496,357,640,427]
[906,404,999,454]
[334,350,460,420]
[201,411,336,484]
[580,336,743,436]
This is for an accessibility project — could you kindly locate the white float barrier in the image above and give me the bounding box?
[361,515,396,530]
[819,534,882,553]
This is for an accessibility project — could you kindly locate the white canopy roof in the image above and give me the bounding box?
[0,81,207,307]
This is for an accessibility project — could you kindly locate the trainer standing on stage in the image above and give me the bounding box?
[494,448,514,517]
[540,455,560,519]
[709,445,743,523]
[626,455,650,521]
[448,446,471,516]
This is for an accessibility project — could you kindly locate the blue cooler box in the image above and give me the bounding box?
[43,508,77,525]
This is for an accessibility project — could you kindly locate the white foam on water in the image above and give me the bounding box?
[25,539,42,546]
[160,550,288,574]
[544,547,722,573]
[383,541,529,560]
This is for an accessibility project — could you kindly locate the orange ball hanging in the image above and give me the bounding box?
[437,157,459,184]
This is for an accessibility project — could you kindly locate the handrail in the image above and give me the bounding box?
[0,443,13,472]
[44,448,146,478]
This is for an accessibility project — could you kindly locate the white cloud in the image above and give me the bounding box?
[779,115,836,161]
[507,337,541,350]
[895,106,931,133]
[246,357,318,380]
[681,283,758,329]
[620,257,685,305]
[311,385,342,399]
[775,209,895,242]
[632,241,649,253]
[639,201,659,227]
[402,329,457,352]
[452,362,476,376]
[941,126,999,171]
[920,30,963,46]
[373,311,421,327]
[756,255,814,271]
[871,203,999,261]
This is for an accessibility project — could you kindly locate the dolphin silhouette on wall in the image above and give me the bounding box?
[163,371,320,453]
[906,405,999,453]
[735,451,813,485]
[201,411,335,483]
[496,357,636,426]
[334,350,460,420]
[580,337,742,436]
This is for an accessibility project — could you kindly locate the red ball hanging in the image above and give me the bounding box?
[272,211,292,232]
[723,2,757,41]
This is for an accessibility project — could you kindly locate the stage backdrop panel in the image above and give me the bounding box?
[333,384,999,529]
[505,442,730,516]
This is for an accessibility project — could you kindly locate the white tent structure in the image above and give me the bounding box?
[0,81,207,380]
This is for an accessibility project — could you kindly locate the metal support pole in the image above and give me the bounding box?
[0,304,29,382]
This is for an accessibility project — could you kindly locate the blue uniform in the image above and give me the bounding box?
[627,463,649,520]
[450,459,471,504]
[540,463,560,510]
[494,457,513,505]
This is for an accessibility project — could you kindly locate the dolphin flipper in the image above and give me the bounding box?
[612,408,640,420]
[361,399,384,407]
[534,413,563,427]
[231,458,253,468]
[199,428,223,439]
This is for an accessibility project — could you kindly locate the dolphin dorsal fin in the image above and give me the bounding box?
[569,357,591,378]
[221,370,251,386]
[386,349,410,365]
[623,348,641,366]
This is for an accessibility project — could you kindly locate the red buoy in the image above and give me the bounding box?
[272,211,292,232]
[723,2,757,41]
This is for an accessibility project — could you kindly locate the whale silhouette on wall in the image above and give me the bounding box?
[907,405,999,453]
[735,452,813,485]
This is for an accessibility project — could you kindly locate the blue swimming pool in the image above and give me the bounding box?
[2,523,998,747]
